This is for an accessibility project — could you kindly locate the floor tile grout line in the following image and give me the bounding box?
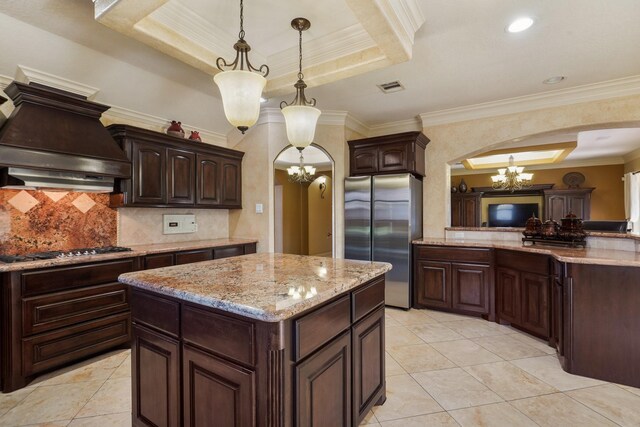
[503,400,544,427]
[0,387,38,422]
[564,386,628,427]
[66,377,111,422]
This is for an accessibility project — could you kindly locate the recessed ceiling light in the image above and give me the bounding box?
[259,97,268,103]
[543,76,566,84]
[506,17,534,33]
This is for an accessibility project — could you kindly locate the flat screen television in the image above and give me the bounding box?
[488,203,539,227]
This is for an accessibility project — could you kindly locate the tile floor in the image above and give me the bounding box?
[1,307,639,426]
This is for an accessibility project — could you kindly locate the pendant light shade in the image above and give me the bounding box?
[214,70,266,131]
[280,18,320,149]
[281,105,321,149]
[214,0,269,134]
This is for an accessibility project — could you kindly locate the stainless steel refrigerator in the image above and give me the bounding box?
[345,174,422,308]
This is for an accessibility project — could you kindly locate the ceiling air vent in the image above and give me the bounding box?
[377,80,405,94]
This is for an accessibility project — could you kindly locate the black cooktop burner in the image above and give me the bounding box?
[0,246,133,263]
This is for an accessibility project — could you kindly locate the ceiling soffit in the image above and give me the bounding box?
[93,0,425,97]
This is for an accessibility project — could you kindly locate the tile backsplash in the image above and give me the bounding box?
[0,190,117,255]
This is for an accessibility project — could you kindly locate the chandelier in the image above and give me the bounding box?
[280,18,321,149]
[491,155,534,192]
[287,150,316,183]
[214,0,269,134]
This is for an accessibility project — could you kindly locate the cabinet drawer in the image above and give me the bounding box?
[352,278,385,322]
[496,249,550,275]
[144,253,174,269]
[175,249,213,265]
[21,259,136,297]
[23,283,129,336]
[213,245,244,260]
[22,312,130,376]
[415,246,491,264]
[182,305,255,367]
[294,295,351,361]
[243,243,257,254]
[132,290,180,337]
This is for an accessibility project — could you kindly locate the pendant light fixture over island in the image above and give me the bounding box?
[213,0,269,134]
[280,18,321,149]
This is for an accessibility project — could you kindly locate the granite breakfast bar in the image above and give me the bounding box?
[118,253,392,427]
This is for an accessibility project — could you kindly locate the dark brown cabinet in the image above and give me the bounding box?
[132,141,166,205]
[142,243,256,270]
[296,332,351,427]
[167,149,195,205]
[348,131,429,177]
[413,246,492,318]
[183,344,255,427]
[451,193,482,227]
[543,188,594,221]
[352,306,385,426]
[109,125,244,209]
[496,250,551,339]
[132,324,181,427]
[174,249,213,265]
[130,274,386,426]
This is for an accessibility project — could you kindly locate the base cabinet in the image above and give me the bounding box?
[130,275,387,426]
[496,251,551,339]
[413,246,492,318]
[132,324,180,427]
[183,344,255,427]
[296,332,351,427]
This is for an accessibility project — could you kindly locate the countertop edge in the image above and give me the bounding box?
[413,239,640,267]
[0,238,258,273]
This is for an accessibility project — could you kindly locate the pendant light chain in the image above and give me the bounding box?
[298,27,304,80]
[239,0,245,39]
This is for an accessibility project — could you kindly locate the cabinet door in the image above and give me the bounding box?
[144,253,175,270]
[568,194,590,220]
[463,196,480,227]
[521,272,550,338]
[497,267,520,324]
[352,307,385,426]
[221,158,242,207]
[296,332,351,427]
[451,196,463,227]
[183,344,255,427]
[132,324,180,427]
[132,141,166,204]
[545,195,566,221]
[196,154,220,206]
[351,147,378,175]
[415,261,451,309]
[451,263,490,314]
[167,149,195,205]
[378,142,409,173]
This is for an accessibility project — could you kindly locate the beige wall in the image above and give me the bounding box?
[118,208,228,246]
[625,156,640,174]
[454,164,626,221]
[308,174,333,256]
[423,94,640,237]
[229,123,346,256]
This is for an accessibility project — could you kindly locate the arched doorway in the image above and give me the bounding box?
[273,144,335,257]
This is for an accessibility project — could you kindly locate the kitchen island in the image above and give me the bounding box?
[118,253,391,427]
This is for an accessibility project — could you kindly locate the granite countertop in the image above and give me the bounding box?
[0,238,258,272]
[118,253,392,322]
[446,227,640,240]
[413,238,640,267]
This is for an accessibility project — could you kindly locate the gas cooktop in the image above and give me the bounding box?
[0,246,133,263]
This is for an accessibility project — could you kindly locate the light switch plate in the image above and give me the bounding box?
[256,203,263,214]
[163,214,197,234]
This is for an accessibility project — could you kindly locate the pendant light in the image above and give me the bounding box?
[280,18,321,149]
[214,0,269,134]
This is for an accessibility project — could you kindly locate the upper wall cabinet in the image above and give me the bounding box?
[543,188,594,221]
[348,132,429,177]
[108,125,244,209]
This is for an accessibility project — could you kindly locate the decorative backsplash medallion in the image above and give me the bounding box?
[0,190,117,255]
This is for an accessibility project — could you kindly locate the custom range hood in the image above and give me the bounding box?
[0,82,130,192]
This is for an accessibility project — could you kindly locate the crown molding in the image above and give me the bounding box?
[104,105,227,145]
[624,147,640,163]
[0,74,12,90]
[268,24,376,77]
[14,65,100,99]
[420,75,640,127]
[345,113,369,136]
[368,117,422,136]
[450,156,626,176]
